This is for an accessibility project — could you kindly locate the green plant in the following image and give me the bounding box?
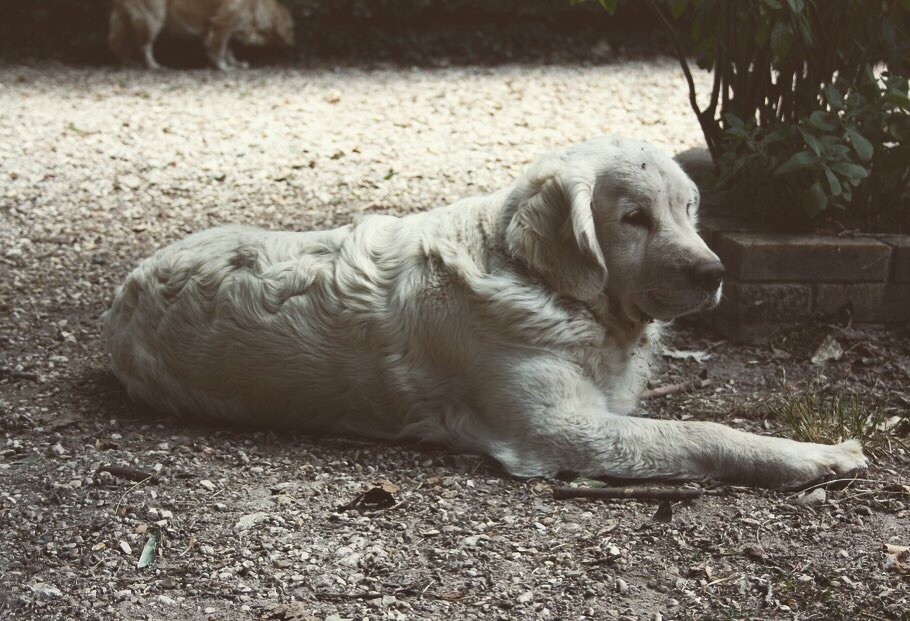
[575,0,910,230]
[718,70,909,225]
[675,0,910,229]
[770,385,901,460]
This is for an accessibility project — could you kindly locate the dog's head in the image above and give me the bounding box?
[503,135,723,323]
[239,0,295,47]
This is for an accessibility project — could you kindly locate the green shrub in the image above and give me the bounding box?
[679,0,910,230]
[581,0,910,231]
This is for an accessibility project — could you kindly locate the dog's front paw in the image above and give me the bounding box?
[827,438,868,473]
[784,439,868,489]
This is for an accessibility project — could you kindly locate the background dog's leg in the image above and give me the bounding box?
[120,2,164,69]
[205,7,242,71]
[108,5,135,65]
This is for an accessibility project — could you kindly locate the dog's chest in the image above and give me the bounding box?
[581,328,657,415]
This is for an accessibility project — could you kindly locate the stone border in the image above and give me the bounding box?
[677,148,910,342]
[697,220,910,342]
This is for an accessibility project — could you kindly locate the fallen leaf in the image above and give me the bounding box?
[137,533,158,569]
[653,500,673,523]
[811,335,843,365]
[662,348,713,363]
[338,486,397,512]
[375,479,399,494]
[883,544,910,574]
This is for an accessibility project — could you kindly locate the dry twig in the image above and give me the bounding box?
[553,486,703,501]
[643,379,712,399]
[97,464,158,483]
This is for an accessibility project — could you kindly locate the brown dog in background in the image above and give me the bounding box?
[109,0,295,70]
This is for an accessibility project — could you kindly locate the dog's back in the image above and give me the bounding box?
[103,216,491,436]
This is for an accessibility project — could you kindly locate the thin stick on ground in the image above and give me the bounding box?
[97,464,158,483]
[642,378,712,399]
[114,476,155,515]
[552,486,704,501]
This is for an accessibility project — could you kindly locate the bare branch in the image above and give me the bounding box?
[642,378,712,399]
[553,486,704,501]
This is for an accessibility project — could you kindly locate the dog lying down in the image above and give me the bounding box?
[104,136,867,489]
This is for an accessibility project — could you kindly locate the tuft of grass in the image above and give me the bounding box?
[770,386,901,460]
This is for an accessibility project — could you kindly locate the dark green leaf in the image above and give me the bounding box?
[825,85,844,110]
[845,128,874,162]
[829,143,851,158]
[830,162,869,182]
[724,113,746,131]
[774,151,815,175]
[786,0,805,12]
[799,128,822,155]
[808,111,837,132]
[825,168,842,196]
[802,181,828,218]
[597,0,619,13]
[770,21,794,62]
[795,12,812,46]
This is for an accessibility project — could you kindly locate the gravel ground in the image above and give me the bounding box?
[1,61,909,620]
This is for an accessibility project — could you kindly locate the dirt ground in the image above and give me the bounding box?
[1,62,909,620]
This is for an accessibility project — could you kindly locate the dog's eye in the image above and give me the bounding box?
[686,202,695,218]
[621,210,651,229]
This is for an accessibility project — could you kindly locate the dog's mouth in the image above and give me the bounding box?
[637,286,722,321]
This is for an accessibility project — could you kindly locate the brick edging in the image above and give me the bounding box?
[699,227,910,341]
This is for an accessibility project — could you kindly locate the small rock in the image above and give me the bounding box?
[235,512,269,531]
[30,583,63,599]
[120,174,142,189]
[517,590,533,604]
[49,442,66,457]
[795,488,826,507]
[157,594,177,606]
[616,578,629,594]
[199,479,216,491]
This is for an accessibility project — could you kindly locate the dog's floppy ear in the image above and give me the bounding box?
[501,153,607,301]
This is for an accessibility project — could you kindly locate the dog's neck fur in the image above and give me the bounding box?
[440,192,660,410]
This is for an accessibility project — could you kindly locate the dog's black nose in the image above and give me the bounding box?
[688,260,725,291]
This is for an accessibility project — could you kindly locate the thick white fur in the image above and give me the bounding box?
[104,136,867,489]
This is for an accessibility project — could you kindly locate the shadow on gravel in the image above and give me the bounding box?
[72,365,501,477]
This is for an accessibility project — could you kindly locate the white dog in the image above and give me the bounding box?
[104,136,867,489]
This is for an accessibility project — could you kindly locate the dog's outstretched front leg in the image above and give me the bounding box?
[611,416,866,488]
[494,413,867,490]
